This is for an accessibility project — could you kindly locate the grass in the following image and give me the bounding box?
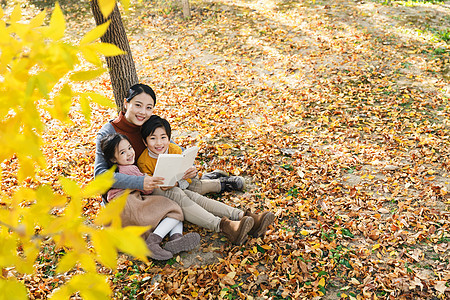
[394,0,445,5]
[436,29,450,43]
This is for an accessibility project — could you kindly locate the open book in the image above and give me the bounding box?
[153,146,199,187]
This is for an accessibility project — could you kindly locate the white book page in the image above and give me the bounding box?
[153,146,199,186]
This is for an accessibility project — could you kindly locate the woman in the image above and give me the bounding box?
[94,84,274,246]
[95,84,161,193]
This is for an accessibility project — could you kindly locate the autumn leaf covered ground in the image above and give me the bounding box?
[2,0,450,298]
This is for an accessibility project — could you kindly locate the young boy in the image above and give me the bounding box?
[137,115,275,245]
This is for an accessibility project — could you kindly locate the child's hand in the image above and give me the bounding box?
[160,182,178,191]
[143,175,164,191]
[182,166,197,180]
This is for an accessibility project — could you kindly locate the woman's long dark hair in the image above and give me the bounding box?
[124,84,156,112]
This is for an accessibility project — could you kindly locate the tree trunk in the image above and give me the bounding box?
[180,0,191,19]
[91,0,139,112]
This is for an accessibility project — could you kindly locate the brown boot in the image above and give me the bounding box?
[220,216,254,246]
[244,210,275,238]
[146,233,173,260]
[163,232,201,255]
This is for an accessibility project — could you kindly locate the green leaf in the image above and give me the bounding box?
[340,259,352,268]
[341,228,354,238]
[319,285,326,294]
[79,21,111,46]
[256,244,266,253]
[281,164,294,171]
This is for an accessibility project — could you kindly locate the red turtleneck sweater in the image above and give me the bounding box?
[111,112,147,159]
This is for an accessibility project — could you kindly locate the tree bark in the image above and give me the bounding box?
[91,0,139,112]
[180,0,191,19]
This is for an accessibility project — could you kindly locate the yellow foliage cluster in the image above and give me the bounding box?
[0,1,148,299]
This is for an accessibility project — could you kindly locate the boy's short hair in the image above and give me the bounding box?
[141,115,172,140]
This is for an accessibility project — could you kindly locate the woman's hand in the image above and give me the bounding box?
[182,166,197,180]
[143,175,164,192]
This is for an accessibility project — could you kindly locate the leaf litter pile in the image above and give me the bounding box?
[3,0,450,298]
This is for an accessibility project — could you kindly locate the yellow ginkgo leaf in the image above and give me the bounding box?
[79,21,111,46]
[45,3,65,40]
[70,68,106,81]
[318,277,325,287]
[98,0,116,18]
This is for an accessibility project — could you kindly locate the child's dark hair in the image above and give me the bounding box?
[124,84,156,112]
[141,115,171,140]
[100,133,130,167]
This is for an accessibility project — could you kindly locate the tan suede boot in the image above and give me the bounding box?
[244,210,275,238]
[220,216,254,246]
[146,233,173,260]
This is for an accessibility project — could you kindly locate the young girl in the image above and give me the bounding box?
[137,115,275,246]
[100,133,200,260]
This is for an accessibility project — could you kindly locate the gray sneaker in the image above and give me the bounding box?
[202,169,229,180]
[219,176,245,192]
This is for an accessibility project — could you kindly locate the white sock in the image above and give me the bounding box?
[153,217,182,238]
[169,221,183,237]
